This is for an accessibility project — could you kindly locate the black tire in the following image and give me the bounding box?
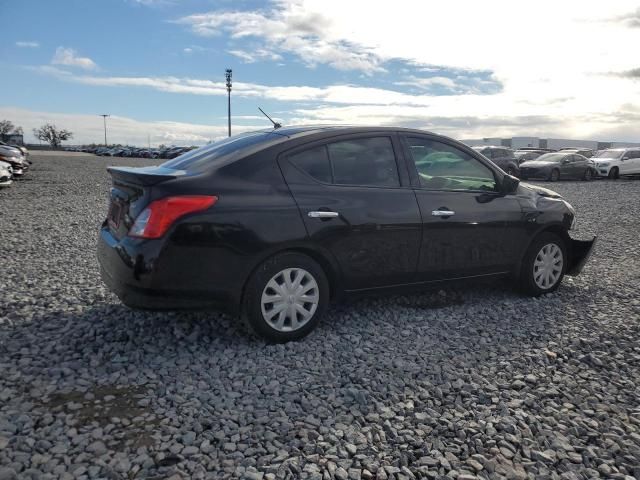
[583,169,593,181]
[506,166,516,176]
[242,252,329,342]
[548,169,560,182]
[519,232,567,296]
[608,167,619,180]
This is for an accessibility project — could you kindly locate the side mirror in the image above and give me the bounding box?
[562,158,570,164]
[622,156,629,161]
[501,174,520,194]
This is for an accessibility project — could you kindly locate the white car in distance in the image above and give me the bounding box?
[592,148,640,179]
[0,160,13,187]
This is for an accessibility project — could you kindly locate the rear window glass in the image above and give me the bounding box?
[328,137,400,187]
[161,131,278,170]
[289,146,332,183]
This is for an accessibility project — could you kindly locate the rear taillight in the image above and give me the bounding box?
[128,195,217,239]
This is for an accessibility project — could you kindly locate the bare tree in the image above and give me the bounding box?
[0,120,15,136]
[33,124,73,148]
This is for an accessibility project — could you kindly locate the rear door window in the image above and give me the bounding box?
[289,146,332,183]
[327,137,400,187]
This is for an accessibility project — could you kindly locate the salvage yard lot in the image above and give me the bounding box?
[1,151,639,480]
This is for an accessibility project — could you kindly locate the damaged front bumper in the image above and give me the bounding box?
[566,236,597,276]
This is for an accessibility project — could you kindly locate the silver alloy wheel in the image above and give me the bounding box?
[533,243,563,289]
[260,268,319,332]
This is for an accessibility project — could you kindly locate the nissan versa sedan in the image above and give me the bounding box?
[519,152,597,182]
[98,126,596,341]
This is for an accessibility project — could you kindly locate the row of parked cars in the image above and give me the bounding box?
[65,145,198,159]
[0,142,30,187]
[471,145,640,181]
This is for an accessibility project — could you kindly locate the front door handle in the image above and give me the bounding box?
[308,211,340,219]
[432,210,455,217]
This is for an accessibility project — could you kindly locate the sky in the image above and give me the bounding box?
[0,0,639,146]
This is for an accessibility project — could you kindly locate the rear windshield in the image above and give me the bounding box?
[161,131,280,171]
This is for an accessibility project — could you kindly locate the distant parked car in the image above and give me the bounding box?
[0,160,13,187]
[98,126,596,342]
[0,146,28,176]
[591,148,640,179]
[519,152,596,181]
[0,141,28,158]
[471,146,520,176]
[558,147,595,158]
[514,150,547,164]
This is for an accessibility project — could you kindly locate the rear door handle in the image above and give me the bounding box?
[432,210,455,217]
[308,211,340,218]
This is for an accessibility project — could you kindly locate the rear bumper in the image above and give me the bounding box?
[97,225,240,313]
[566,236,597,276]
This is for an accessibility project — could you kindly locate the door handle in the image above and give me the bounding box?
[308,211,339,218]
[432,210,455,217]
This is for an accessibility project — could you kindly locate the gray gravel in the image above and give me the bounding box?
[1,151,640,480]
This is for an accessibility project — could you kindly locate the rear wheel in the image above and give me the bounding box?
[583,169,593,181]
[519,232,566,296]
[549,169,560,182]
[608,167,619,179]
[243,252,329,342]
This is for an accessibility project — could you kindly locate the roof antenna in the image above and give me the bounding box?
[258,107,282,129]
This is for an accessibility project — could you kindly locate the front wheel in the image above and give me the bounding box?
[608,167,619,180]
[519,232,566,296]
[506,166,517,176]
[548,169,560,182]
[242,252,329,342]
[583,169,593,181]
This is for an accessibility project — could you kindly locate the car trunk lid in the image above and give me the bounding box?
[106,166,186,239]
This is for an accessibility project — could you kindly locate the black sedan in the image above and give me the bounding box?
[98,126,596,341]
[519,152,597,181]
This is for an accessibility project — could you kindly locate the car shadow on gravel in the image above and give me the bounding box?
[0,279,570,375]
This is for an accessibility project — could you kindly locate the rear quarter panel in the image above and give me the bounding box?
[151,150,310,300]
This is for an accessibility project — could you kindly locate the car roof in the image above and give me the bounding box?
[259,125,443,138]
[471,145,508,149]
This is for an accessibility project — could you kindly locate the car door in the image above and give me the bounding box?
[559,155,574,179]
[562,155,577,178]
[278,134,422,290]
[622,150,640,174]
[572,155,590,178]
[401,135,523,281]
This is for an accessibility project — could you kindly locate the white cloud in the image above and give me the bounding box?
[174,1,640,132]
[26,0,640,142]
[52,47,97,70]
[16,41,39,48]
[228,48,282,63]
[0,106,262,146]
[176,7,384,73]
[33,65,640,140]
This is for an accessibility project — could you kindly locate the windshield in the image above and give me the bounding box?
[594,149,623,159]
[161,131,281,170]
[535,153,565,163]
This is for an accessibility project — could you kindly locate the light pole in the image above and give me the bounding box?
[225,69,232,137]
[100,114,110,146]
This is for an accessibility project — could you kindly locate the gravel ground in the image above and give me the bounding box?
[1,152,639,480]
